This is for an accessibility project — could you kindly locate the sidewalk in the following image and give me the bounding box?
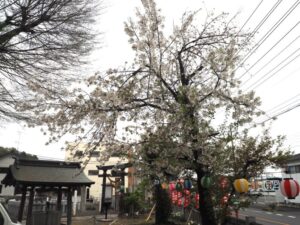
[60,213,119,224]
[250,202,300,212]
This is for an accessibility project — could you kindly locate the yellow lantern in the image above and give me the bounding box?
[233,178,249,193]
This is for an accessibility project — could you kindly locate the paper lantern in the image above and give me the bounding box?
[161,182,168,189]
[219,176,229,189]
[171,191,178,204]
[201,176,212,188]
[177,191,182,199]
[184,179,192,190]
[195,193,200,209]
[169,182,176,191]
[183,189,191,196]
[176,181,183,191]
[221,193,230,205]
[184,195,191,208]
[280,178,300,199]
[233,178,249,193]
[178,197,182,206]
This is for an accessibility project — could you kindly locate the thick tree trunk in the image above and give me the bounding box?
[196,169,217,225]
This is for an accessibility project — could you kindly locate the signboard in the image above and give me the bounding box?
[263,179,280,192]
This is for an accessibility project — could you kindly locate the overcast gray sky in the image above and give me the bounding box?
[0,0,299,160]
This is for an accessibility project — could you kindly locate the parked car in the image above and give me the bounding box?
[0,203,22,225]
[248,189,263,196]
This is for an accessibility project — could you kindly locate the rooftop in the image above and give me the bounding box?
[2,159,94,187]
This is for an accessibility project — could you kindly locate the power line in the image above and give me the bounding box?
[265,99,300,119]
[245,49,300,90]
[265,93,300,115]
[241,35,300,86]
[236,0,299,76]
[235,0,282,57]
[257,102,300,124]
[238,0,264,33]
[240,22,300,80]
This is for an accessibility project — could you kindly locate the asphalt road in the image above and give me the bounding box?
[236,205,300,225]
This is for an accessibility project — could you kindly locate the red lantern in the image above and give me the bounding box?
[177,197,182,206]
[171,190,178,204]
[195,193,200,209]
[280,178,300,199]
[184,195,191,208]
[184,189,191,196]
[219,176,229,189]
[221,193,230,205]
[178,191,182,199]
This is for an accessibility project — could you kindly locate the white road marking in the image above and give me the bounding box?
[276,214,283,216]
[288,215,296,219]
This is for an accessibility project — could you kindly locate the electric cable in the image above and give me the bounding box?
[265,93,300,115]
[241,35,300,86]
[257,102,300,124]
[236,0,299,76]
[266,99,300,118]
[245,48,300,90]
[238,0,264,33]
[235,0,282,57]
[240,21,300,80]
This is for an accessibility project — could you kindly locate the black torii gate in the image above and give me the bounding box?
[97,163,132,214]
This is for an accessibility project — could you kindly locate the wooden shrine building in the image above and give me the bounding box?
[2,159,94,225]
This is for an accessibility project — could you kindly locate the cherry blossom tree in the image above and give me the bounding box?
[35,1,290,224]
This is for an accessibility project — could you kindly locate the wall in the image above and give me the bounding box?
[65,144,129,202]
[0,156,15,196]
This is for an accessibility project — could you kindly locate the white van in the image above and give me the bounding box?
[0,203,22,225]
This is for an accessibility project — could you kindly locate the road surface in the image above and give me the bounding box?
[236,206,300,225]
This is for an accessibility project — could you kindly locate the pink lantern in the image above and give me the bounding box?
[280,178,300,199]
[169,182,176,191]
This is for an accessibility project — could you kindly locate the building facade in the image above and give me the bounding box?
[65,144,132,204]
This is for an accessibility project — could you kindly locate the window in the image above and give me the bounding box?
[88,170,99,176]
[286,165,300,174]
[74,150,83,157]
[90,151,100,157]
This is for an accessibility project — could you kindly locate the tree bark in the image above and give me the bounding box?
[196,169,217,225]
